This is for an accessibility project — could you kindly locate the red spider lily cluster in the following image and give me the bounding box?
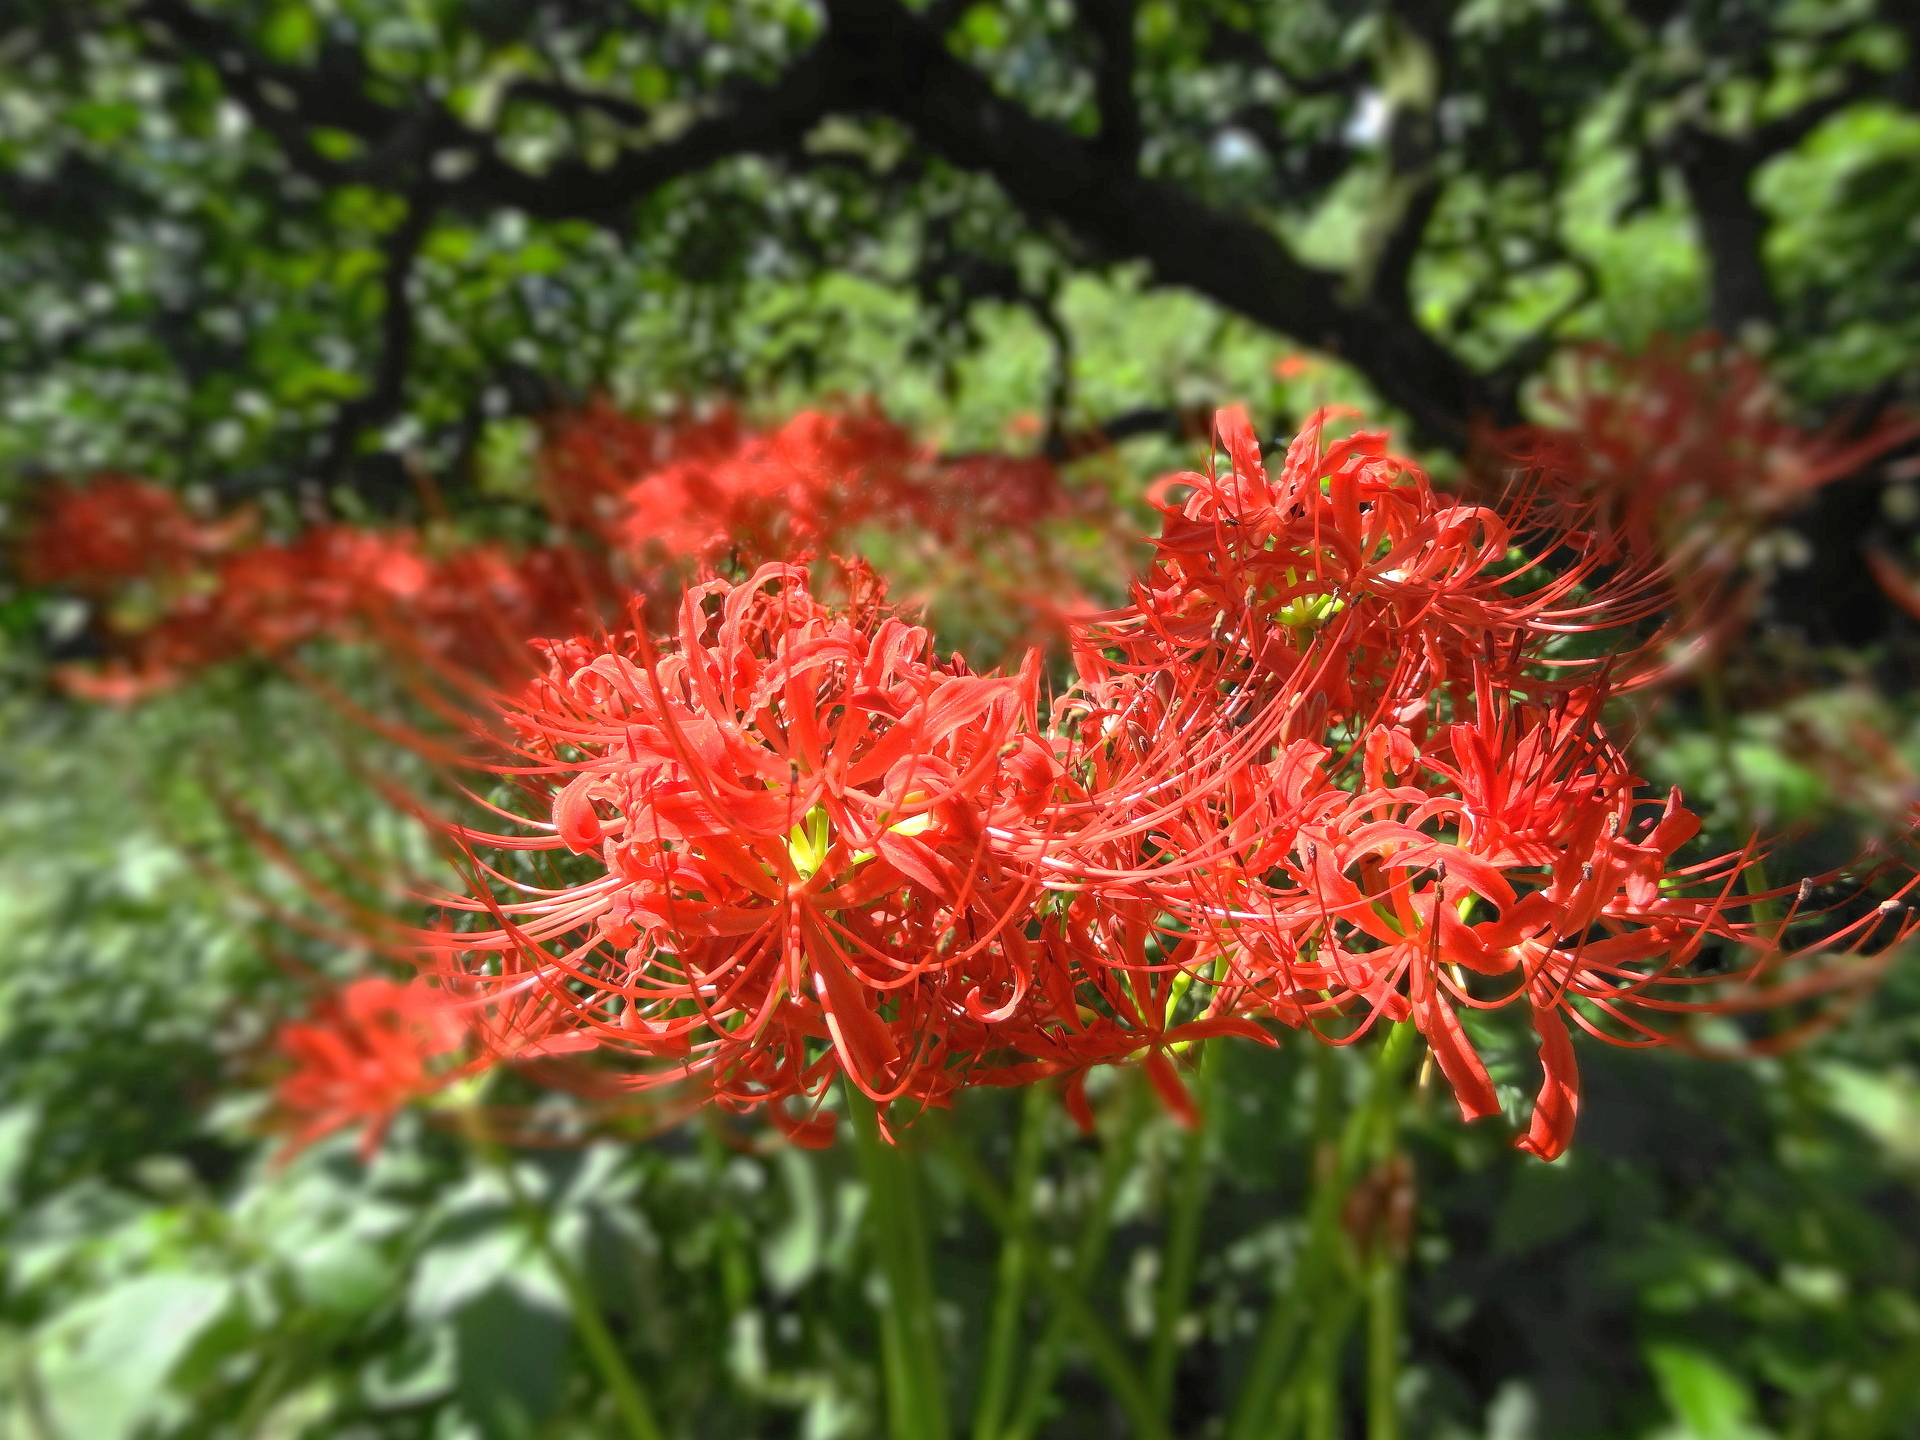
[18,406,1087,700]
[270,977,478,1160]
[541,401,1073,573]
[1482,335,1918,657]
[23,477,606,699]
[419,407,1917,1160]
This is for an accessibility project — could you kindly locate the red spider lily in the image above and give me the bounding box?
[1483,336,1918,651]
[1076,405,1667,742]
[398,404,1917,1158]
[541,402,1076,575]
[270,977,478,1161]
[18,476,238,593]
[20,403,1092,700]
[1005,407,1920,1158]
[415,563,1092,1134]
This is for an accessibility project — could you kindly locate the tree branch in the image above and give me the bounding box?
[1073,0,1140,168]
[1667,65,1883,336]
[136,0,835,222]
[142,0,1509,445]
[321,189,437,486]
[821,0,1505,443]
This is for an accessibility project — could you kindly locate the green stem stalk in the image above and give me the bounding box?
[938,1121,1172,1440]
[846,1085,951,1440]
[971,1083,1051,1440]
[464,1115,665,1440]
[1278,1282,1360,1440]
[1002,1075,1148,1440]
[1149,1041,1221,1417]
[1365,1249,1401,1440]
[1224,1023,1420,1440]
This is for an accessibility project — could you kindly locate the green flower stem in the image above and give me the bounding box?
[1283,1044,1356,1440]
[1224,1022,1421,1440]
[937,1118,1173,1440]
[1002,1075,1148,1440]
[1149,1040,1221,1417]
[1366,1248,1402,1440]
[1362,1039,1411,1440]
[846,1085,952,1440]
[971,1082,1051,1440]
[1276,1283,1361,1440]
[463,1117,665,1440]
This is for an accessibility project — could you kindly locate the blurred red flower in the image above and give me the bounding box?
[271,978,474,1161]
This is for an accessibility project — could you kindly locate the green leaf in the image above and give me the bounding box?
[957,4,1007,51]
[454,1282,572,1440]
[1816,1062,1920,1171]
[261,6,319,61]
[410,1220,567,1324]
[34,1273,234,1440]
[1645,1345,1772,1440]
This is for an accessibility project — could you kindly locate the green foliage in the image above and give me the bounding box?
[0,0,1913,500]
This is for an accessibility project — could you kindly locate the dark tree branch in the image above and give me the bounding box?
[1668,127,1780,334]
[321,188,437,486]
[1368,175,1442,319]
[819,0,1506,444]
[1667,66,1883,336]
[435,50,831,223]
[1073,0,1140,168]
[140,0,1510,446]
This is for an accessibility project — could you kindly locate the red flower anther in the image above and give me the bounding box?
[270,978,475,1161]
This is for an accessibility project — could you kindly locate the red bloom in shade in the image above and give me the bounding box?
[23,401,1095,701]
[539,402,1078,578]
[1482,335,1919,653]
[271,978,475,1160]
[18,477,234,593]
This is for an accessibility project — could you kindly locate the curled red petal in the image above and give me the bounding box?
[1144,1048,1200,1130]
[1517,1003,1580,1161]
